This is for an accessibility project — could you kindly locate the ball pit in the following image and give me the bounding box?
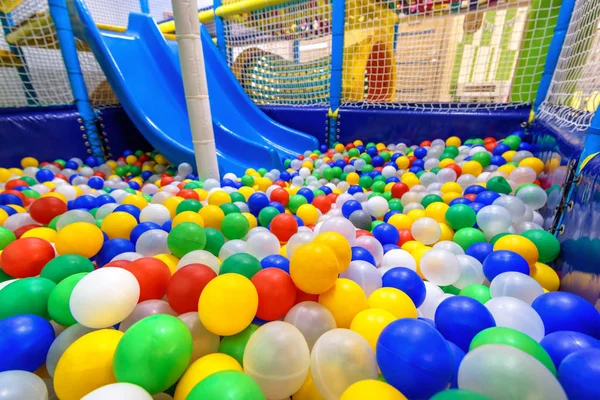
[0,137,596,399]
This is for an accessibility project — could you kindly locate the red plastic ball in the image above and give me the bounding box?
[3,190,26,204]
[177,189,200,201]
[1,237,55,278]
[407,156,416,165]
[54,174,68,182]
[345,143,355,150]
[14,224,41,239]
[420,140,432,147]
[270,188,290,206]
[166,263,216,314]
[483,137,496,144]
[297,155,305,161]
[272,180,286,188]
[391,182,410,199]
[104,260,131,269]
[117,257,171,302]
[484,142,497,152]
[270,213,298,242]
[29,197,68,225]
[398,229,414,246]
[312,195,332,214]
[251,268,297,321]
[160,176,175,186]
[356,229,373,238]
[445,164,462,178]
[295,287,319,304]
[326,193,338,204]
[464,194,477,202]
[93,171,106,179]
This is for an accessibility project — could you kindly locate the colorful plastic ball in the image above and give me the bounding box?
[485,296,545,341]
[458,344,566,400]
[167,264,216,314]
[284,301,336,351]
[118,257,171,302]
[482,250,530,281]
[493,234,539,265]
[167,222,206,257]
[377,318,454,399]
[0,277,55,320]
[29,196,67,225]
[199,273,258,336]
[0,314,54,372]
[54,329,124,400]
[1,237,55,278]
[382,267,426,308]
[520,229,560,263]
[311,328,378,399]
[489,271,544,305]
[48,272,87,326]
[221,212,249,240]
[101,211,138,239]
[56,221,104,258]
[260,254,290,273]
[174,353,242,400]
[248,193,269,215]
[352,246,376,265]
[40,254,94,283]
[290,243,339,294]
[313,231,352,272]
[532,292,600,338]
[372,223,400,246]
[445,204,477,231]
[118,299,177,332]
[410,217,441,245]
[114,314,192,394]
[319,278,368,328]
[186,370,265,400]
[540,331,600,369]
[342,200,362,219]
[270,213,298,242]
[69,267,140,328]
[129,222,161,245]
[251,268,296,321]
[320,216,357,245]
[139,204,171,225]
[434,296,496,351]
[368,287,417,319]
[420,249,461,286]
[465,242,493,264]
[558,348,600,400]
[220,253,262,279]
[175,312,219,364]
[341,380,406,400]
[244,321,310,399]
[350,308,396,352]
[95,238,135,267]
[80,383,152,400]
[0,370,48,400]
[340,260,382,297]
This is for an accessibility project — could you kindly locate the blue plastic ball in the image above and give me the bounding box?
[518,142,531,151]
[382,244,400,253]
[490,155,507,166]
[382,267,426,307]
[128,181,140,190]
[447,340,465,388]
[342,200,363,219]
[141,171,153,180]
[279,171,291,182]
[85,156,100,167]
[297,188,314,203]
[532,292,600,338]
[319,186,332,195]
[409,166,423,174]
[35,169,54,183]
[65,160,79,170]
[73,195,97,210]
[493,143,511,156]
[348,185,363,195]
[96,238,135,267]
[0,194,23,207]
[384,210,401,222]
[351,246,376,266]
[260,254,290,274]
[466,242,494,264]
[268,201,285,214]
[386,176,400,184]
[414,147,427,159]
[467,202,485,214]
[0,205,16,216]
[129,222,162,245]
[449,198,472,206]
[377,319,454,399]
[88,176,104,189]
[367,147,378,157]
[464,185,487,196]
[162,220,172,232]
[482,250,529,281]
[474,191,501,206]
[96,194,116,206]
[221,178,235,187]
[356,145,365,153]
[412,159,425,169]
[372,156,384,167]
[559,348,600,400]
[123,150,134,156]
[319,144,328,153]
[293,215,304,227]
[0,314,55,372]
[434,296,496,351]
[540,331,600,369]
[372,223,400,246]
[114,204,141,222]
[248,193,269,215]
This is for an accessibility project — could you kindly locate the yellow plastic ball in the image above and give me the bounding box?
[0,209,8,226]
[319,278,368,329]
[425,202,449,223]
[199,205,225,229]
[313,232,352,273]
[497,164,517,175]
[8,168,22,176]
[502,150,516,162]
[293,372,325,400]
[346,172,360,186]
[173,211,205,228]
[302,161,313,169]
[545,157,560,173]
[256,177,273,192]
[440,182,462,194]
[199,274,258,336]
[396,156,410,170]
[413,245,432,277]
[56,222,104,257]
[349,308,396,352]
[54,329,123,400]
[493,234,539,265]
[41,192,67,203]
[101,212,138,240]
[208,190,231,206]
[125,155,137,165]
[174,353,242,400]
[446,136,461,147]
[7,205,25,213]
[439,159,456,168]
[164,196,184,218]
[335,143,345,153]
[341,380,407,400]
[376,143,386,151]
[22,227,57,243]
[388,214,413,230]
[530,262,560,291]
[72,186,83,197]
[401,172,419,188]
[155,154,168,165]
[442,192,461,204]
[0,168,12,183]
[438,223,455,242]
[243,212,258,230]
[121,194,148,209]
[367,287,417,319]
[238,186,255,201]
[462,160,483,176]
[280,244,287,256]
[290,243,339,294]
[296,204,319,226]
[21,157,39,168]
[194,188,208,201]
[401,240,423,254]
[407,209,426,222]
[106,160,118,170]
[353,140,364,146]
[384,182,395,192]
[153,253,179,274]
[519,157,544,175]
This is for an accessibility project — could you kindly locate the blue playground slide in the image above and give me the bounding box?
[67,0,319,175]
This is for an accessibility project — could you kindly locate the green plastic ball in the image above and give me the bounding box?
[453,227,487,251]
[0,277,56,320]
[0,227,16,250]
[445,204,477,230]
[218,324,259,365]
[203,228,225,257]
[258,206,280,227]
[176,199,203,214]
[520,229,560,263]
[187,370,265,400]
[241,175,255,187]
[220,213,249,240]
[40,254,94,284]
[47,272,87,326]
[220,203,241,215]
[421,194,443,208]
[167,222,207,257]
[486,176,512,194]
[219,253,261,279]
[359,176,374,189]
[459,284,491,304]
[472,152,491,167]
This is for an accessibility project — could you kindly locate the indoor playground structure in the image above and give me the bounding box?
[1,0,600,398]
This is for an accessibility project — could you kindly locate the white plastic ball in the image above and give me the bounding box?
[136,230,169,257]
[177,250,220,274]
[380,249,417,271]
[433,240,465,255]
[419,249,461,286]
[246,231,280,260]
[411,217,441,245]
[418,282,445,319]
[340,260,382,297]
[485,296,545,341]
[452,255,485,289]
[476,205,512,238]
[354,235,384,266]
[320,217,356,245]
[489,272,544,305]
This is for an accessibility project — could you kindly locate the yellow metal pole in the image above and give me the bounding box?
[215,0,291,19]
[158,9,215,33]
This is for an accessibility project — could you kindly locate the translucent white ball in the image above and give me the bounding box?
[284,302,337,351]
[177,250,220,274]
[320,217,356,245]
[476,205,512,238]
[493,195,526,223]
[419,249,461,286]
[286,231,316,258]
[489,272,544,305]
[136,229,169,257]
[452,255,485,289]
[411,217,441,245]
[433,241,465,256]
[516,185,548,210]
[485,296,545,341]
[246,231,280,260]
[339,261,382,297]
[380,249,417,271]
[354,236,384,266]
[418,282,445,319]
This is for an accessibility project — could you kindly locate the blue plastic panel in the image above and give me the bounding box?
[96,107,152,158]
[260,106,328,143]
[0,105,90,167]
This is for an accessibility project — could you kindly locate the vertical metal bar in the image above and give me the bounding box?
[213,0,227,59]
[49,0,104,160]
[327,0,345,145]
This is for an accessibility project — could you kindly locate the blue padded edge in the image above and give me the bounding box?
[0,105,90,167]
[260,106,328,143]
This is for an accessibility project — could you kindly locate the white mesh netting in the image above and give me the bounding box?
[537,0,600,132]
[222,0,562,108]
[0,0,73,107]
[223,0,333,106]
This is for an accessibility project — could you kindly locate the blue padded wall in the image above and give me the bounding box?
[96,107,151,159]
